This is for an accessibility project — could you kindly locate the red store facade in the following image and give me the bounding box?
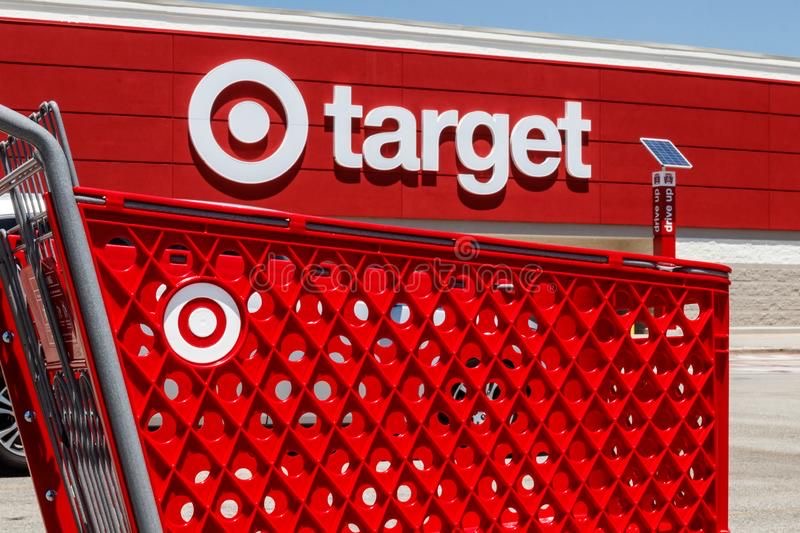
[1,0,800,331]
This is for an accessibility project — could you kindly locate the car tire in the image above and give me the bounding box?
[0,377,27,473]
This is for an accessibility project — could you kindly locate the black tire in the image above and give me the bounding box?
[0,377,27,472]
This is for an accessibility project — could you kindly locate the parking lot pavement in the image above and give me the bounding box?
[0,352,797,531]
[0,475,43,532]
[729,354,800,532]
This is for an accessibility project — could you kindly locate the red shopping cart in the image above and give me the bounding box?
[0,102,730,532]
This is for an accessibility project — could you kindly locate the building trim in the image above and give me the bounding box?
[3,0,800,82]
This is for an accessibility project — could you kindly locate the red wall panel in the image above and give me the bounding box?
[600,69,769,112]
[401,53,600,99]
[0,21,172,70]
[770,115,800,153]
[770,84,800,116]
[770,191,800,229]
[0,64,173,117]
[74,161,173,197]
[172,166,404,218]
[600,143,769,189]
[61,113,172,163]
[681,187,770,229]
[173,35,403,85]
[599,183,652,225]
[599,102,770,150]
[770,153,800,191]
[0,17,798,231]
[401,177,601,224]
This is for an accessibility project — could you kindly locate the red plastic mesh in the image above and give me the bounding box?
[79,193,728,532]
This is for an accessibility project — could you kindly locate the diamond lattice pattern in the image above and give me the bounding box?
[82,204,727,532]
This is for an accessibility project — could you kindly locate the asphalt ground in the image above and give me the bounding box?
[0,353,796,532]
[728,354,800,532]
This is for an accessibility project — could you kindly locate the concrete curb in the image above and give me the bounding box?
[730,348,800,355]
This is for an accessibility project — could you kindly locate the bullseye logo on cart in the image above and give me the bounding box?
[189,59,592,196]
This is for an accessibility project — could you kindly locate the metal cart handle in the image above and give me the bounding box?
[0,104,161,533]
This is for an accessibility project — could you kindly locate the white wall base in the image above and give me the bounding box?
[730,327,800,352]
[678,238,800,265]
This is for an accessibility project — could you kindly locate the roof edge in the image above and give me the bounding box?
[3,0,800,82]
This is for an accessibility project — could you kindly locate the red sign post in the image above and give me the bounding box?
[652,170,676,257]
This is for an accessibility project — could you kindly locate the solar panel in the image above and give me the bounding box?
[640,138,692,168]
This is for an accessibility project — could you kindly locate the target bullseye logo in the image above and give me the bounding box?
[163,282,242,364]
[189,59,591,194]
[188,59,309,185]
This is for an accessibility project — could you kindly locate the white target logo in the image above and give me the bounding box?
[188,59,309,184]
[163,282,242,364]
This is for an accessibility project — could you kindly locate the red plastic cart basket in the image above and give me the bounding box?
[0,102,730,532]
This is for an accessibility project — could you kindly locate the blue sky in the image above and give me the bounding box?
[195,0,800,58]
